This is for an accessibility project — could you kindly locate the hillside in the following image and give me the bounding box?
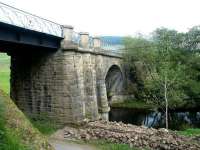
[0,90,54,150]
[100,36,123,44]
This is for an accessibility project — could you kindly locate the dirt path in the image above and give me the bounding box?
[50,140,97,150]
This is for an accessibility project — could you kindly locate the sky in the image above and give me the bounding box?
[1,0,200,36]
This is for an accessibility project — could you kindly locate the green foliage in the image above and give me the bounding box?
[85,140,140,150]
[31,120,59,136]
[30,115,61,135]
[0,94,28,150]
[185,26,200,51]
[0,129,29,150]
[123,27,200,109]
[123,37,156,98]
[111,100,156,110]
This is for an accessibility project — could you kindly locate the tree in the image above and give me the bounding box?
[124,28,188,129]
[123,36,156,98]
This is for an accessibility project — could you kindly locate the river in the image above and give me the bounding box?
[109,107,200,130]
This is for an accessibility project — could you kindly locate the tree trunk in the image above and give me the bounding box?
[164,76,168,129]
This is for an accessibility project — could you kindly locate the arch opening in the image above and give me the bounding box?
[105,65,123,104]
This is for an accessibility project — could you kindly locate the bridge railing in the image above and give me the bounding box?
[100,38,125,52]
[0,2,62,37]
[72,31,80,45]
[70,30,124,56]
[0,1,124,55]
[89,36,94,48]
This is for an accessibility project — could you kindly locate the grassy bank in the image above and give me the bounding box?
[111,100,156,110]
[72,139,141,150]
[177,128,200,137]
[0,97,27,150]
[30,117,61,136]
[89,140,140,150]
[0,90,53,150]
[0,71,10,93]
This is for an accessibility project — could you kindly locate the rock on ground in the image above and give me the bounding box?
[52,121,200,150]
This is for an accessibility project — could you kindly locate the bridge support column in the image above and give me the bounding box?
[79,33,99,120]
[97,80,110,120]
[62,51,86,123]
[96,52,110,120]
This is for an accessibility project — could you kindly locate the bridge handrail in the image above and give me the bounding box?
[72,31,80,44]
[0,2,124,53]
[0,2,62,37]
[71,31,124,54]
[89,36,94,48]
[100,38,124,51]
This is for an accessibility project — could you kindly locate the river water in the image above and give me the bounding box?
[109,108,200,130]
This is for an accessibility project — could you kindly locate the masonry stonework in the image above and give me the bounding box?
[10,26,127,124]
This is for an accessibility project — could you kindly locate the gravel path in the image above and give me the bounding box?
[50,140,96,150]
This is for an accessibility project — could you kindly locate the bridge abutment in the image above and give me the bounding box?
[10,50,76,124]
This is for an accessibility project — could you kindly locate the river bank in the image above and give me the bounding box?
[110,100,200,130]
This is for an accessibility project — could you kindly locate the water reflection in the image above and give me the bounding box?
[109,108,200,130]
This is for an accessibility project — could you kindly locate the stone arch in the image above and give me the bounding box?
[105,64,123,103]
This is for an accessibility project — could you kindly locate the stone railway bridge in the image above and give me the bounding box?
[0,2,130,124]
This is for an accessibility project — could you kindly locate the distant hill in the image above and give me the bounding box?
[100,36,123,45]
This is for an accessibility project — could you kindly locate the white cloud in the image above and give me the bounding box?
[1,0,200,36]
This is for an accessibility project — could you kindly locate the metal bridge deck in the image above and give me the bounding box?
[0,2,63,38]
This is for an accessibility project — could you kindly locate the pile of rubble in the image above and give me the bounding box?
[53,121,200,150]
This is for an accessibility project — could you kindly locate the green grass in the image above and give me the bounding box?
[0,53,10,64]
[0,90,53,150]
[0,53,10,94]
[0,93,28,150]
[0,129,28,150]
[177,128,200,137]
[30,119,61,136]
[111,100,156,110]
[92,140,139,150]
[27,113,62,136]
[0,71,10,93]
[75,139,141,150]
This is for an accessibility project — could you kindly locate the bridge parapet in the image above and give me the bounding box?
[61,25,123,57]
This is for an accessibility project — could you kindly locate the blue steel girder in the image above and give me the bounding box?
[0,2,63,38]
